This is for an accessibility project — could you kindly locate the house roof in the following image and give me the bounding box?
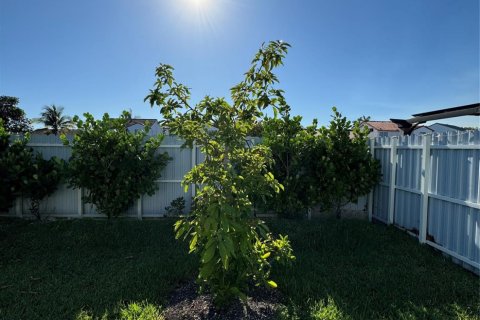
[32,128,77,134]
[126,119,158,127]
[32,128,51,134]
[429,123,466,131]
[364,121,401,132]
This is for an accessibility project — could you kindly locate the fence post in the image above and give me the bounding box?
[367,138,375,222]
[191,143,197,199]
[388,137,398,225]
[137,196,143,220]
[15,197,23,218]
[78,188,83,217]
[419,134,432,243]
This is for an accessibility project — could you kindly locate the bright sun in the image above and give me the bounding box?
[170,0,226,34]
[191,0,208,8]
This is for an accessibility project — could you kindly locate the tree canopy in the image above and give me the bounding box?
[34,104,75,135]
[0,96,32,133]
[62,111,170,218]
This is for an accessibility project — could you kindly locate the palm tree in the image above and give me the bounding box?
[35,104,75,135]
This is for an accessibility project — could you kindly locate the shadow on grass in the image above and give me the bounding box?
[269,217,479,320]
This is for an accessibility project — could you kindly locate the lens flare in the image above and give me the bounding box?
[191,0,206,7]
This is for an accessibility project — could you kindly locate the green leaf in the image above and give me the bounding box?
[219,242,228,269]
[174,220,183,232]
[258,223,270,239]
[202,243,216,263]
[189,233,198,253]
[267,280,278,288]
[200,259,216,278]
[261,252,271,259]
[223,235,236,257]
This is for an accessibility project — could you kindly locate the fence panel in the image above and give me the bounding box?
[370,130,480,272]
[372,143,391,223]
[394,189,421,232]
[142,182,193,217]
[0,134,192,218]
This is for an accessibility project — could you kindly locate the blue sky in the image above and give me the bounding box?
[1,0,479,127]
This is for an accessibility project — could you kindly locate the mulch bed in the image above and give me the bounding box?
[162,280,283,320]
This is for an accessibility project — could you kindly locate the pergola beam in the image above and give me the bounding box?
[391,103,480,135]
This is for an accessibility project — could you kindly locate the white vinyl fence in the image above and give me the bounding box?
[2,134,363,219]
[367,130,480,272]
[3,134,205,218]
[2,130,479,272]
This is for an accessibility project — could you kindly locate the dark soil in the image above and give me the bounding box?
[162,281,283,320]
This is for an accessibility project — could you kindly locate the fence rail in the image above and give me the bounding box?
[367,130,480,272]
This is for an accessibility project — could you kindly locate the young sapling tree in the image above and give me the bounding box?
[146,41,295,306]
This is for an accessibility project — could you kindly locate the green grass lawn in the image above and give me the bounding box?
[0,217,478,320]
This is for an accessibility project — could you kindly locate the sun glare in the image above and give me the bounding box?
[171,0,226,34]
[187,0,211,11]
[191,0,206,7]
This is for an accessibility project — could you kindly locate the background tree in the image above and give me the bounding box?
[35,104,75,135]
[247,120,264,137]
[146,41,295,306]
[0,120,62,216]
[0,96,32,133]
[22,154,63,219]
[0,121,32,212]
[261,110,331,218]
[319,107,381,218]
[62,111,170,218]
[261,107,380,219]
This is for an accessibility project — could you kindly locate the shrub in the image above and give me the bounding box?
[0,122,32,212]
[164,197,185,216]
[318,108,381,217]
[261,107,381,219]
[62,112,170,218]
[146,41,295,306]
[261,110,331,218]
[22,154,63,219]
[0,121,63,217]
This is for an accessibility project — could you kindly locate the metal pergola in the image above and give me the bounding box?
[391,103,480,135]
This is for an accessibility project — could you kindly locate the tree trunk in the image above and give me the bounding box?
[335,202,342,219]
[29,199,41,220]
